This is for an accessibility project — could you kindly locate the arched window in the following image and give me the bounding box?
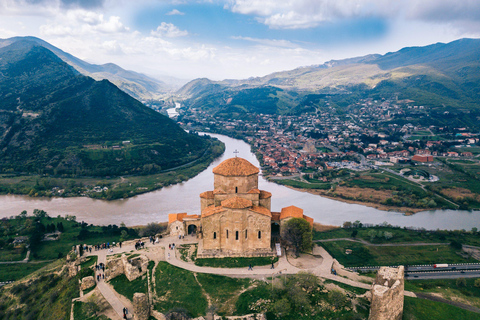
[258,230,261,239]
[213,232,216,239]
[245,229,248,239]
[236,231,239,240]
[226,230,229,238]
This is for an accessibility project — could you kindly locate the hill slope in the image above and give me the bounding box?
[0,36,178,100]
[179,38,480,115]
[0,40,214,176]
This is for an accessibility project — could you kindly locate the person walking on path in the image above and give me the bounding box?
[271,261,275,269]
[248,264,253,271]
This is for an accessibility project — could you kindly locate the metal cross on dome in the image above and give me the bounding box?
[233,149,239,157]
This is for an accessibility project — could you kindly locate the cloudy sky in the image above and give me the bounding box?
[1,0,479,81]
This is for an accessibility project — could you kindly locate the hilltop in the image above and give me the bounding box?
[0,36,182,100]
[0,39,224,198]
[178,38,480,117]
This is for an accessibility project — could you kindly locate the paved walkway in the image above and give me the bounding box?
[83,234,417,316]
[87,245,135,320]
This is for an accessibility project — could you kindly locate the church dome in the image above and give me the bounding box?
[212,157,259,176]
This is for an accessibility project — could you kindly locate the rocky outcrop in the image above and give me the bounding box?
[105,254,149,281]
[80,276,96,291]
[133,293,149,320]
[369,266,404,320]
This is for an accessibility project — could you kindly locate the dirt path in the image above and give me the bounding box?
[193,272,212,307]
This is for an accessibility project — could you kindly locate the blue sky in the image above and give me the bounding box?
[0,0,479,81]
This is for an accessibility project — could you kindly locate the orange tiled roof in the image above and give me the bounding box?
[202,205,226,218]
[271,212,281,221]
[168,213,187,224]
[280,205,304,220]
[183,214,200,220]
[213,189,226,194]
[247,188,260,194]
[212,157,259,176]
[259,190,272,199]
[200,191,214,199]
[221,197,252,209]
[249,206,272,217]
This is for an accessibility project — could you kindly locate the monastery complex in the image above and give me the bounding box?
[168,157,313,258]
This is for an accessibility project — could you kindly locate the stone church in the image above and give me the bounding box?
[168,157,313,258]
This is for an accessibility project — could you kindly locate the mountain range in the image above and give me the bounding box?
[0,36,182,100]
[0,39,213,177]
[178,38,480,116]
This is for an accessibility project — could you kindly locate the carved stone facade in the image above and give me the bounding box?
[168,157,313,258]
[369,266,405,320]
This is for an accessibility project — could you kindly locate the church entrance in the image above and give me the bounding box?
[271,222,280,244]
[187,224,197,235]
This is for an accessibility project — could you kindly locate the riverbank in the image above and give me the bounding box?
[0,139,225,201]
[282,185,426,215]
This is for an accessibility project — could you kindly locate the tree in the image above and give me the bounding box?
[139,222,166,237]
[57,222,64,232]
[33,209,48,219]
[450,240,462,250]
[281,218,313,257]
[351,229,358,238]
[17,210,27,219]
[456,278,467,287]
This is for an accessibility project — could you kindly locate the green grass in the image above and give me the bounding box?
[403,296,480,320]
[154,261,207,317]
[80,256,98,269]
[320,241,476,267]
[195,273,251,315]
[275,179,331,190]
[405,278,480,309]
[108,273,148,301]
[0,262,52,281]
[195,256,278,268]
[314,226,480,246]
[73,301,110,320]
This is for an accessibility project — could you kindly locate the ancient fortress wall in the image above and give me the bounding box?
[369,266,404,320]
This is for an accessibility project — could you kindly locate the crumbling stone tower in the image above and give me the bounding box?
[369,266,404,320]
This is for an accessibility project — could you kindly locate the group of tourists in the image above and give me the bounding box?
[149,235,160,244]
[134,240,145,250]
[95,262,106,281]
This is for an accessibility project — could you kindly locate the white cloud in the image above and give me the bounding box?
[166,9,185,16]
[231,36,298,48]
[151,22,188,38]
[226,0,480,30]
[40,10,129,36]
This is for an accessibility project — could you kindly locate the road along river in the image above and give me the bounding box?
[0,133,479,229]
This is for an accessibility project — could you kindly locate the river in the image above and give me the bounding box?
[0,133,479,229]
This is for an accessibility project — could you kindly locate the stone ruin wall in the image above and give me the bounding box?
[369,266,404,320]
[105,254,149,281]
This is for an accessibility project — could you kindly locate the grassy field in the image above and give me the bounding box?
[275,178,331,190]
[314,226,480,246]
[405,278,480,309]
[0,262,52,281]
[319,241,477,267]
[108,273,148,301]
[154,261,207,317]
[403,296,480,320]
[195,256,278,268]
[195,273,251,315]
[0,139,224,200]
[73,301,110,320]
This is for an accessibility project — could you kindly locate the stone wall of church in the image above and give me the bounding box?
[259,197,271,211]
[169,220,185,237]
[214,174,258,194]
[202,209,271,254]
[201,198,214,212]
